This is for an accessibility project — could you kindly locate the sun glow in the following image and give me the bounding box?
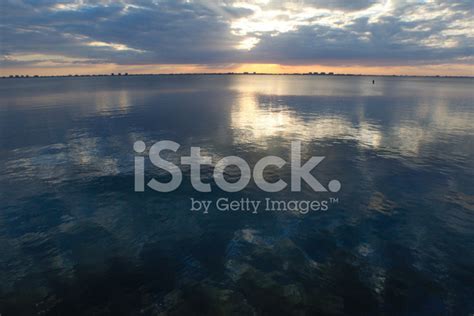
[236,37,261,50]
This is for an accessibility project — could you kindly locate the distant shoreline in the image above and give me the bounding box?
[1,72,473,79]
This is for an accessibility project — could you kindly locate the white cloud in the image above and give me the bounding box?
[87,41,146,53]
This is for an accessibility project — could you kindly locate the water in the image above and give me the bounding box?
[0,75,473,315]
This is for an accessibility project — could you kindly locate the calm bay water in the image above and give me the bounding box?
[0,75,473,315]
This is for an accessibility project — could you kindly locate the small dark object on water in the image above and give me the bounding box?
[372,80,375,84]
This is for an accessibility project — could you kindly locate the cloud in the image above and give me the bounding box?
[0,0,472,70]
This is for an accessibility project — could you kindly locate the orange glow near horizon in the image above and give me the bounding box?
[1,63,473,77]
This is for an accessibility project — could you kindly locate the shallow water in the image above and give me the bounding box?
[0,75,473,315]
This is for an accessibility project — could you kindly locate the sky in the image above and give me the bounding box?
[0,0,473,76]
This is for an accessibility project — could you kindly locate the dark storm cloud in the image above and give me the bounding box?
[1,0,472,68]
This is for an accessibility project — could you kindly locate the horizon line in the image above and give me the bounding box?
[2,72,473,79]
